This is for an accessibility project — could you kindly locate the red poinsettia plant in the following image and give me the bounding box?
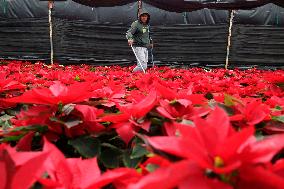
[0,60,284,189]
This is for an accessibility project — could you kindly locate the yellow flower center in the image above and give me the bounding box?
[214,156,224,168]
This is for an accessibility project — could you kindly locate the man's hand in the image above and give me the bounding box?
[147,43,154,49]
[128,40,134,46]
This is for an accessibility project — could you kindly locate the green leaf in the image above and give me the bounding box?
[131,144,149,159]
[99,146,122,168]
[217,103,235,116]
[50,117,82,129]
[58,102,64,112]
[224,94,235,106]
[74,75,81,81]
[1,134,25,142]
[68,136,101,158]
[0,114,14,121]
[145,163,160,173]
[275,106,282,111]
[123,150,143,168]
[205,92,214,100]
[224,94,243,107]
[272,116,284,123]
[89,67,96,72]
[276,82,284,90]
[11,125,48,133]
[169,99,178,105]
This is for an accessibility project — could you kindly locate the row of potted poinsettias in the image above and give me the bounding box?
[0,60,284,189]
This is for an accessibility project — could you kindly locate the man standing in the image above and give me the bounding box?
[126,10,153,72]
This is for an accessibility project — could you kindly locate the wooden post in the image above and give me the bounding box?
[225,10,235,70]
[137,0,142,18]
[48,1,54,65]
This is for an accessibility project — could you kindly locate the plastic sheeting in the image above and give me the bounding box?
[52,20,228,65]
[72,0,284,11]
[230,25,284,65]
[1,17,283,67]
[0,1,284,26]
[0,0,283,67]
[0,18,50,60]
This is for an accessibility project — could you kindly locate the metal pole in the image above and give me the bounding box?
[48,1,54,65]
[150,48,154,67]
[225,10,235,70]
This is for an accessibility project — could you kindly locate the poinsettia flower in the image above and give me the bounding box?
[155,82,207,105]
[4,81,93,106]
[99,90,158,144]
[156,98,210,122]
[230,99,271,126]
[146,107,251,174]
[91,86,125,107]
[146,107,284,187]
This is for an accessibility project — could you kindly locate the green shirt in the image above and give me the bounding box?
[126,20,152,48]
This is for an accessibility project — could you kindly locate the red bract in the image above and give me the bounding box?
[99,90,158,144]
[11,105,54,127]
[138,155,171,175]
[0,79,26,93]
[74,105,105,133]
[42,138,141,189]
[236,165,284,189]
[41,138,102,188]
[128,160,232,189]
[0,143,49,189]
[16,132,36,151]
[87,168,142,189]
[268,96,284,106]
[263,121,284,134]
[4,81,93,106]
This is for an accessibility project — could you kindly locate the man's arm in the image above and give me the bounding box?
[126,21,137,46]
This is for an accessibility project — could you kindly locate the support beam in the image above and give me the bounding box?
[225,10,235,69]
[48,1,54,65]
